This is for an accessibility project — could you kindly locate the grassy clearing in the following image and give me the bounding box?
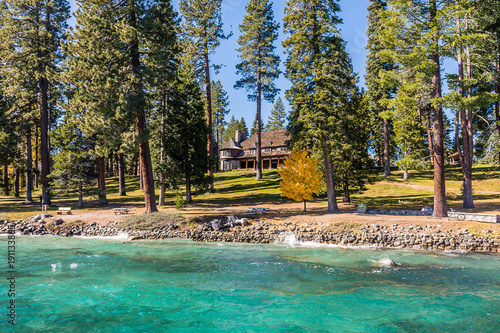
[1,165,499,220]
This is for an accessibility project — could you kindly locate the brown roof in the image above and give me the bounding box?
[221,138,242,150]
[240,129,289,150]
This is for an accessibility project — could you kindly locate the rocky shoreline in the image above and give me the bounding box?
[1,218,499,253]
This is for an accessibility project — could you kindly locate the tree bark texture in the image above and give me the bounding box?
[204,42,214,189]
[383,118,391,176]
[3,164,9,196]
[34,123,39,188]
[108,154,114,177]
[456,13,474,209]
[430,0,447,217]
[256,53,262,180]
[26,126,33,201]
[98,156,108,205]
[14,162,20,198]
[129,2,157,213]
[78,181,83,208]
[40,75,51,205]
[322,141,339,213]
[118,153,126,196]
[342,176,350,203]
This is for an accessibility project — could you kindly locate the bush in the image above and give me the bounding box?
[175,192,187,210]
[118,212,185,230]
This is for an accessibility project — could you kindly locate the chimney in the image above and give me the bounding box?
[235,130,245,143]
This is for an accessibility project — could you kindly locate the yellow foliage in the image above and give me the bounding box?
[278,149,322,203]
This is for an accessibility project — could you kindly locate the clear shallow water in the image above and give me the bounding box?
[1,236,499,332]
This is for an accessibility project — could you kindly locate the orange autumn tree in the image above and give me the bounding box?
[278,150,322,212]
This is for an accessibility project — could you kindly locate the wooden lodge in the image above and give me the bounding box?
[220,129,290,171]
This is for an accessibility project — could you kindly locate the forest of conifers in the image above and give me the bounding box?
[0,0,499,217]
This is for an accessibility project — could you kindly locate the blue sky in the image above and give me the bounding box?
[67,0,370,127]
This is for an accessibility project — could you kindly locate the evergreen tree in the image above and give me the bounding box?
[365,0,394,176]
[380,0,453,217]
[222,115,237,144]
[235,0,280,180]
[267,96,286,131]
[67,0,177,213]
[251,113,265,136]
[211,80,230,169]
[237,117,249,139]
[51,120,94,207]
[333,91,374,203]
[283,0,356,214]
[162,67,209,203]
[145,0,180,205]
[179,0,230,188]
[0,0,70,205]
[443,0,497,208]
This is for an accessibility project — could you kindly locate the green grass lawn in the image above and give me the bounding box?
[1,165,499,220]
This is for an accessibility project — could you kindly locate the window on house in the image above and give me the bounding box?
[249,149,256,154]
[223,150,231,156]
[264,148,271,153]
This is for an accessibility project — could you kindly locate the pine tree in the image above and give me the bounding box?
[380,0,454,217]
[51,120,94,207]
[162,66,209,203]
[251,113,265,136]
[333,91,374,203]
[235,0,280,180]
[267,96,286,131]
[365,0,394,177]
[278,150,322,212]
[211,80,230,168]
[238,117,249,138]
[0,0,70,205]
[179,0,230,189]
[283,0,356,214]
[67,0,176,213]
[145,0,180,205]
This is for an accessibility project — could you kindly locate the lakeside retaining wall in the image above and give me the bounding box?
[1,219,499,253]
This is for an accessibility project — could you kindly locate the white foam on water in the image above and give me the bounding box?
[51,263,61,272]
[69,263,78,269]
[368,258,400,267]
[74,232,130,241]
[273,231,377,250]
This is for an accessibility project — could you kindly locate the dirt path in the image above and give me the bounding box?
[377,181,500,195]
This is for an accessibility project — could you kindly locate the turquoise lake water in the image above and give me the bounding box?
[1,235,499,332]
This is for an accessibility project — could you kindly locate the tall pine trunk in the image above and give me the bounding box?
[34,123,39,188]
[78,181,83,208]
[204,42,214,190]
[3,164,9,196]
[159,98,166,206]
[383,118,391,176]
[108,154,114,177]
[26,126,33,202]
[130,1,157,214]
[342,176,350,203]
[496,55,500,166]
[14,165,20,198]
[322,141,339,213]
[430,0,447,217]
[456,12,474,209]
[256,52,262,180]
[98,156,108,205]
[118,152,126,196]
[40,75,51,205]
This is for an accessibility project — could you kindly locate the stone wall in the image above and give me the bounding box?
[1,220,499,253]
